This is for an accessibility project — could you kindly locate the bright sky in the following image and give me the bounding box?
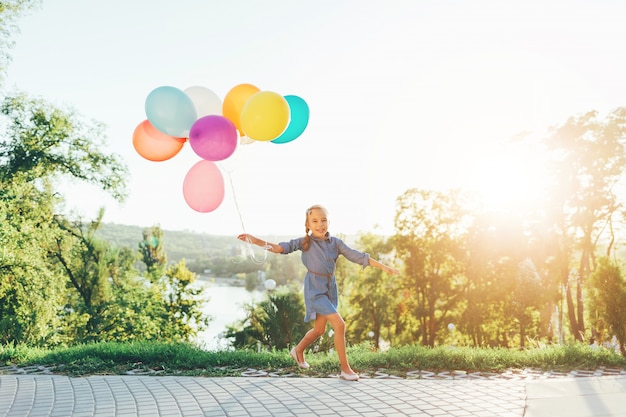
[5,0,626,237]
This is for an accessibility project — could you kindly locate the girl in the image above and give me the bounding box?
[237,204,399,381]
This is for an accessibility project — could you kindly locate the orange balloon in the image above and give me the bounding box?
[132,120,186,162]
[222,83,260,136]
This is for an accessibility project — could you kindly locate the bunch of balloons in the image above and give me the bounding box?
[132,83,310,213]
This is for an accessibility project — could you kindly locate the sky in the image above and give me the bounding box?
[5,0,626,238]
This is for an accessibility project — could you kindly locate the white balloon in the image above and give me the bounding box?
[184,86,222,117]
[239,135,255,145]
[264,279,276,291]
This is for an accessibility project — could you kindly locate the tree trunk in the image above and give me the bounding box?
[565,285,582,341]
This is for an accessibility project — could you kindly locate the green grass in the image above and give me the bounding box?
[1,341,625,377]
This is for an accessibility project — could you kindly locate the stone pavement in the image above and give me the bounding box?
[1,373,625,417]
[525,375,626,417]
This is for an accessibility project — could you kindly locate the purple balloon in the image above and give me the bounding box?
[189,115,238,161]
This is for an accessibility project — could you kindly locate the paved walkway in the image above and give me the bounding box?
[1,373,625,417]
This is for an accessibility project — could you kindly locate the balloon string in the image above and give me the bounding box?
[226,170,268,265]
[227,170,248,234]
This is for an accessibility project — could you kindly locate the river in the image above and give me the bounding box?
[194,279,265,350]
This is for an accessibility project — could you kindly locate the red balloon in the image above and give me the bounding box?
[132,119,185,162]
[182,160,225,212]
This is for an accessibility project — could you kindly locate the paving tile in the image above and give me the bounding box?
[1,374,625,416]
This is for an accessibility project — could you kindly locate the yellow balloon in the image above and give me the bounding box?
[222,83,260,136]
[240,91,290,141]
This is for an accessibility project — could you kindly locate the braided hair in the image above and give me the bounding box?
[301,204,328,251]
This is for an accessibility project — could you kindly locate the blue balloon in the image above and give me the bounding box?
[271,95,309,144]
[145,86,197,138]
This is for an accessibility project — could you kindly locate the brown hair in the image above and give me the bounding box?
[302,204,328,251]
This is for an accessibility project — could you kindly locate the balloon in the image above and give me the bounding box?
[132,119,185,162]
[240,91,290,141]
[240,135,255,145]
[183,160,225,213]
[271,95,310,144]
[264,279,276,291]
[184,86,222,117]
[222,83,260,136]
[145,86,197,138]
[189,115,238,161]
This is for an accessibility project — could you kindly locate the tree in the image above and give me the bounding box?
[0,180,64,346]
[587,257,626,355]
[542,108,626,341]
[265,252,305,287]
[508,259,544,348]
[225,289,307,350]
[393,188,468,347]
[51,212,168,343]
[0,0,40,85]
[160,259,209,342]
[0,94,128,200]
[95,246,165,343]
[52,217,209,344]
[0,92,128,346]
[138,225,167,281]
[344,232,399,349]
[52,213,114,340]
[460,202,558,348]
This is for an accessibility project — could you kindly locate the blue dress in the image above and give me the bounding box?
[279,233,370,322]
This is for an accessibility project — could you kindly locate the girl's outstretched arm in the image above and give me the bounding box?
[369,258,400,275]
[237,234,284,253]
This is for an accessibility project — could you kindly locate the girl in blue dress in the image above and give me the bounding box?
[237,204,399,381]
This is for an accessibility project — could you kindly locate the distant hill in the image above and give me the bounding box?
[95,223,296,264]
[96,223,363,265]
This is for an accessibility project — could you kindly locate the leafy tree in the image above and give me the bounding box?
[56,235,165,344]
[462,209,547,347]
[53,218,209,344]
[0,0,40,85]
[587,257,626,355]
[139,225,166,281]
[393,188,468,346]
[160,259,209,342]
[52,214,113,340]
[94,246,164,342]
[265,252,305,287]
[0,180,64,346]
[542,108,626,341]
[344,232,399,349]
[225,288,307,350]
[463,211,513,347]
[0,94,128,199]
[0,91,127,345]
[507,258,544,348]
[0,8,219,348]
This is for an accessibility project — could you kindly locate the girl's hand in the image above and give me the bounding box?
[237,234,253,243]
[386,266,400,275]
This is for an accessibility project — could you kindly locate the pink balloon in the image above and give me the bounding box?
[182,160,225,213]
[189,115,238,161]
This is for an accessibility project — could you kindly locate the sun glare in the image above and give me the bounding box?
[464,141,547,212]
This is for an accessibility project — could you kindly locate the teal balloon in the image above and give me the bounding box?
[145,86,197,138]
[271,95,309,144]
